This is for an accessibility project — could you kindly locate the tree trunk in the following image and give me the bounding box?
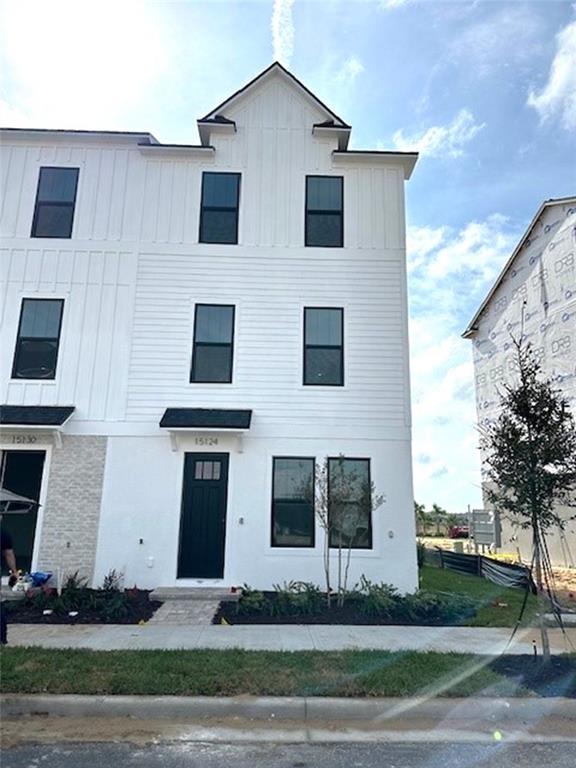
[533,532,551,662]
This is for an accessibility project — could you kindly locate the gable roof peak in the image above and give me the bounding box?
[199,61,351,129]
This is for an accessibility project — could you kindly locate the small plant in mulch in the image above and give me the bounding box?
[6,570,161,625]
[215,579,477,626]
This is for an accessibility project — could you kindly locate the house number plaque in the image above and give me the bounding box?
[7,434,38,445]
[194,436,219,446]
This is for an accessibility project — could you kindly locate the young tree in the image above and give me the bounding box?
[481,337,576,660]
[313,456,384,607]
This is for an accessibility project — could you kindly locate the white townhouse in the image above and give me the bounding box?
[463,197,576,567]
[0,63,419,591]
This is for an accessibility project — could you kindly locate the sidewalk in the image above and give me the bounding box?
[7,623,576,654]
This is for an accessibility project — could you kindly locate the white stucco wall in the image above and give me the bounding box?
[93,433,417,592]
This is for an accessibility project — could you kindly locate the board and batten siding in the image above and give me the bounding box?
[0,246,136,421]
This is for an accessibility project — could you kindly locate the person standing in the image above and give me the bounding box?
[1,525,17,644]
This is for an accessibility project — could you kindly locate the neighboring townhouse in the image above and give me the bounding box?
[0,62,419,591]
[463,197,576,567]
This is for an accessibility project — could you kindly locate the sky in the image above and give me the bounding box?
[1,0,575,514]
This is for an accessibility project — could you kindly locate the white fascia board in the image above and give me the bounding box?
[137,143,215,159]
[332,151,418,180]
[0,128,158,146]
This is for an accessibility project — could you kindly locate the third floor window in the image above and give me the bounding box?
[305,176,343,248]
[199,172,241,244]
[31,167,79,239]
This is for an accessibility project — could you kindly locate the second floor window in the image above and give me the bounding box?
[304,307,344,386]
[12,298,64,380]
[190,304,235,383]
[199,172,241,244]
[305,175,343,247]
[31,167,79,238]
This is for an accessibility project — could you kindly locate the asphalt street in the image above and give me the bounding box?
[4,741,576,768]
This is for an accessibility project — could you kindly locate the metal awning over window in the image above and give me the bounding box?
[0,405,75,427]
[159,408,252,430]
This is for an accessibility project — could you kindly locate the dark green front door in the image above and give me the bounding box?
[177,453,229,579]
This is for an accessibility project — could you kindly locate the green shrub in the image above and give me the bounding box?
[236,585,268,615]
[355,577,399,617]
[403,590,476,624]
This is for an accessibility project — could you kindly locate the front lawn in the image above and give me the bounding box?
[2,647,574,698]
[419,564,538,627]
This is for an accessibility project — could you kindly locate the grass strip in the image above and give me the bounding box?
[419,565,539,627]
[3,648,574,698]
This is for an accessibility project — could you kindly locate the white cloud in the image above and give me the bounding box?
[335,56,364,85]
[0,0,170,130]
[407,214,521,512]
[527,19,576,131]
[392,109,485,159]
[379,0,412,9]
[449,5,543,79]
[271,0,295,67]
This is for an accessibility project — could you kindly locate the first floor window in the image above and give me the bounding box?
[328,457,372,549]
[304,307,344,385]
[12,298,64,380]
[271,457,315,547]
[31,167,79,238]
[190,304,235,383]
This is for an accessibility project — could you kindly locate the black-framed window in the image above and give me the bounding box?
[304,307,344,386]
[199,172,241,244]
[12,298,64,380]
[271,457,315,548]
[305,175,343,247]
[328,457,372,549]
[190,304,235,383]
[31,167,79,238]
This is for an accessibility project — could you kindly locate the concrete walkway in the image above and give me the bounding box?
[7,623,576,654]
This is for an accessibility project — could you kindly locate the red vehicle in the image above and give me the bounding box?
[448,525,470,539]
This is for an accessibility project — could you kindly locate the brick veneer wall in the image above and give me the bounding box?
[37,435,107,584]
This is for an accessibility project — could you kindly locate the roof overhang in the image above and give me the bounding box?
[0,127,158,146]
[197,117,237,146]
[312,124,351,151]
[332,150,419,180]
[462,196,576,339]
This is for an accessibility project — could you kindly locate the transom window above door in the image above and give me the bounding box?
[190,304,235,383]
[199,172,241,244]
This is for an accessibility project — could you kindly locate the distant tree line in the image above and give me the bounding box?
[414,502,465,537]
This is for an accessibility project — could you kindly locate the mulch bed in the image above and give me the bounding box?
[489,655,576,697]
[5,590,161,625]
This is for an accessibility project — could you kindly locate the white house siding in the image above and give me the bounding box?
[471,201,576,566]
[1,67,417,590]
